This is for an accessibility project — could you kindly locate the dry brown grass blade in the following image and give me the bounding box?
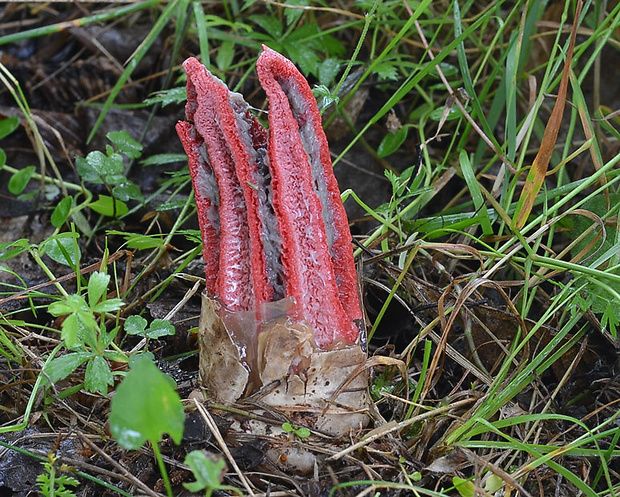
[512,0,583,230]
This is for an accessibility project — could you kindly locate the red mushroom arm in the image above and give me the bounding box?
[257,46,362,348]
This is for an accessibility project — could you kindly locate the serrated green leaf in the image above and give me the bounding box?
[89,195,129,217]
[146,319,175,339]
[318,58,341,86]
[84,355,114,394]
[284,42,320,76]
[144,87,187,107]
[49,294,89,316]
[109,355,184,450]
[107,131,142,159]
[8,166,36,195]
[377,127,408,158]
[0,116,19,140]
[51,196,73,228]
[125,315,148,335]
[373,61,399,81]
[44,352,92,383]
[216,40,235,71]
[249,14,282,38]
[60,313,82,350]
[88,271,110,308]
[601,302,618,338]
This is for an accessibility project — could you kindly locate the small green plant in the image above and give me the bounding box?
[45,269,126,395]
[124,315,175,339]
[109,354,185,497]
[36,453,79,497]
[74,130,143,214]
[183,450,243,497]
[281,422,311,439]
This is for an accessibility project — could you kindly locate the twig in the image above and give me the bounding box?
[193,399,256,496]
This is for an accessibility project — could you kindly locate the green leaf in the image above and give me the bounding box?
[87,271,110,308]
[140,153,187,166]
[89,195,129,217]
[0,116,19,140]
[282,422,293,433]
[91,298,124,314]
[284,0,309,26]
[485,474,503,493]
[249,14,282,38]
[377,127,408,158]
[76,151,124,183]
[41,234,81,267]
[120,233,164,250]
[51,196,73,228]
[156,199,189,211]
[44,352,92,383]
[601,301,618,339]
[60,314,82,350]
[183,451,227,493]
[294,426,311,438]
[0,148,5,169]
[373,61,399,81]
[453,477,475,497]
[429,105,463,121]
[107,131,142,159]
[0,239,30,260]
[570,194,620,260]
[49,294,89,317]
[216,40,235,71]
[8,166,36,195]
[144,87,187,107]
[112,180,142,202]
[84,355,114,394]
[109,355,184,450]
[145,319,175,339]
[318,58,341,86]
[125,315,148,335]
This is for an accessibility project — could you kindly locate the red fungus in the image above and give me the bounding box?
[177,48,362,349]
[256,46,362,347]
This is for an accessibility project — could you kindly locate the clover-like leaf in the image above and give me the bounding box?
[145,319,175,339]
[125,315,148,335]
